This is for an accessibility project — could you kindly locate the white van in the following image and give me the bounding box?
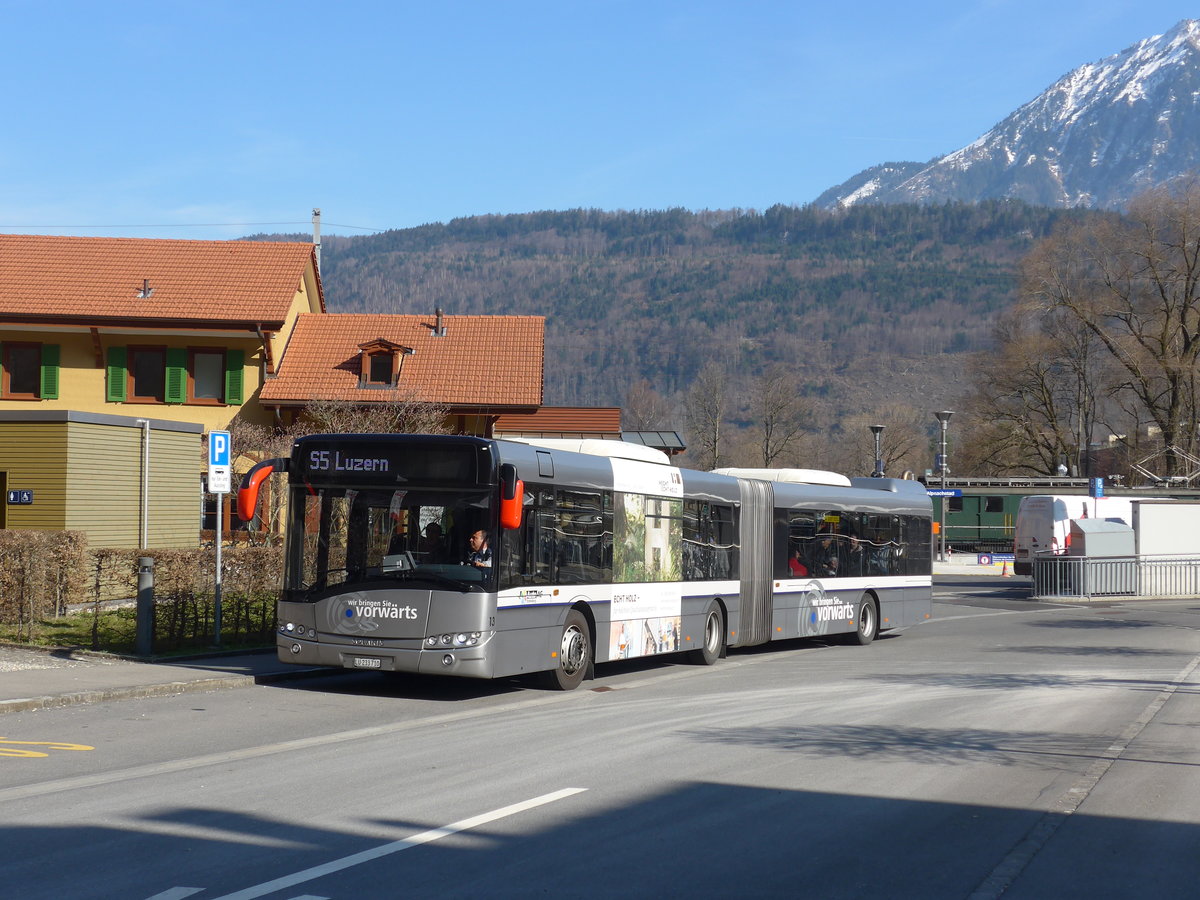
[1012,495,1133,575]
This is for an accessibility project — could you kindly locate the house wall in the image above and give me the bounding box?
[0,411,203,549]
[0,327,270,432]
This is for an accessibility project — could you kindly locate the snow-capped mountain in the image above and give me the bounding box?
[815,19,1200,210]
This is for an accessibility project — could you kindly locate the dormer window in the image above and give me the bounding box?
[358,338,414,388]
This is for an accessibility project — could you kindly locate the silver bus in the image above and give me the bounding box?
[238,434,933,690]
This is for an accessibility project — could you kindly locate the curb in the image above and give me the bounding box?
[0,666,342,716]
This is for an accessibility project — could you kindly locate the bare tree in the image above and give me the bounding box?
[840,409,928,477]
[623,379,674,430]
[1023,177,1200,477]
[302,395,451,436]
[684,362,729,470]
[749,365,806,467]
[959,302,1108,475]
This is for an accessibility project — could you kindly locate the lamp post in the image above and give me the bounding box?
[869,425,885,477]
[934,410,954,563]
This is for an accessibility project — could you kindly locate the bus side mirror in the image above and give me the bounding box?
[499,464,524,530]
[237,457,287,524]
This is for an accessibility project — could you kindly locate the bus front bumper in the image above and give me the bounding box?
[277,636,494,679]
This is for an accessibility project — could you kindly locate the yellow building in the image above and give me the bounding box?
[0,234,323,547]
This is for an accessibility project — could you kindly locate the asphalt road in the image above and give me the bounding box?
[3,577,1198,900]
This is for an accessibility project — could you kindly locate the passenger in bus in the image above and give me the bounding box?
[845,535,866,577]
[467,529,493,568]
[788,548,809,577]
[419,522,445,561]
[812,531,840,578]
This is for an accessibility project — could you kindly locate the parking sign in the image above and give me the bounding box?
[208,430,231,494]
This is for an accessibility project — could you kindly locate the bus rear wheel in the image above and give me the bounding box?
[541,609,591,691]
[849,593,878,646]
[689,602,724,666]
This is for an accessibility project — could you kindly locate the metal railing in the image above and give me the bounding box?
[1032,553,1200,600]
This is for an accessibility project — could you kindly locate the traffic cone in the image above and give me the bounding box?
[1001,561,1011,577]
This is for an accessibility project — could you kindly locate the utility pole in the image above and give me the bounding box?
[935,410,953,563]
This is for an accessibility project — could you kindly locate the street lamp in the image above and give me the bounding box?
[869,425,885,477]
[934,410,954,563]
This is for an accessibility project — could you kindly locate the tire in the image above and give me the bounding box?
[849,593,878,646]
[688,602,724,666]
[541,609,591,690]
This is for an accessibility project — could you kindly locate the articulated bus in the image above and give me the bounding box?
[238,434,933,690]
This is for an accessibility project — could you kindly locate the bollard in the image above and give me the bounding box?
[135,556,155,657]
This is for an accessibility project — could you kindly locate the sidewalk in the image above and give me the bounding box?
[0,644,331,715]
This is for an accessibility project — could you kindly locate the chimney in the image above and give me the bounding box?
[312,208,322,275]
[434,307,446,337]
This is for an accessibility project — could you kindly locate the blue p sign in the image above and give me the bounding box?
[209,431,231,467]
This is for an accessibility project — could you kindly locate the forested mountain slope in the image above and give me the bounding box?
[255,202,1098,435]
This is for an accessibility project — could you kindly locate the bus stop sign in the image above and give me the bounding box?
[208,430,231,494]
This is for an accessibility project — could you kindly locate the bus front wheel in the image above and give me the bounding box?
[689,602,724,666]
[542,609,591,691]
[849,594,878,646]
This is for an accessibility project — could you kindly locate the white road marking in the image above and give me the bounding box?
[208,788,587,900]
[143,889,204,900]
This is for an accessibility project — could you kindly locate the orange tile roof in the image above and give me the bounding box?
[0,234,321,325]
[259,313,544,408]
[495,407,621,435]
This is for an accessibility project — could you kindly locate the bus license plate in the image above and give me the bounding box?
[353,656,382,669]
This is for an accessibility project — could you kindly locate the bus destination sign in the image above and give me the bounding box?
[299,441,478,485]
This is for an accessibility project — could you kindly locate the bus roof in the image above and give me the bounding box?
[713,467,853,487]
[501,437,670,465]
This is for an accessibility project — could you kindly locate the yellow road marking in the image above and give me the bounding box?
[0,738,94,759]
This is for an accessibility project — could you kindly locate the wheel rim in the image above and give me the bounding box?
[704,610,721,654]
[859,600,875,638]
[560,624,587,676]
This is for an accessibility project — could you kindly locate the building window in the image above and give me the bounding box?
[1,342,60,400]
[128,347,166,402]
[190,350,225,402]
[2,343,40,398]
[107,345,244,405]
[356,338,412,388]
[367,352,393,385]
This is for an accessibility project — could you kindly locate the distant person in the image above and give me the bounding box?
[466,529,492,569]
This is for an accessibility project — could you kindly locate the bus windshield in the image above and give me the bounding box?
[286,483,496,596]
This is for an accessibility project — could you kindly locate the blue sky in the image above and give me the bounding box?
[0,1,1193,239]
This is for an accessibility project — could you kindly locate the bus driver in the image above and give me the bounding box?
[467,529,492,568]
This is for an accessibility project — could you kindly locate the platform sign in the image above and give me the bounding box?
[927,489,962,497]
[208,430,231,494]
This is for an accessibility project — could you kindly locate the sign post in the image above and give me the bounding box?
[208,431,231,647]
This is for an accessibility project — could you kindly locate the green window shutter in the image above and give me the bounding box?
[39,343,60,399]
[106,346,127,402]
[224,349,244,405]
[165,348,187,404]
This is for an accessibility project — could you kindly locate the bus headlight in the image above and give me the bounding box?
[425,636,439,647]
